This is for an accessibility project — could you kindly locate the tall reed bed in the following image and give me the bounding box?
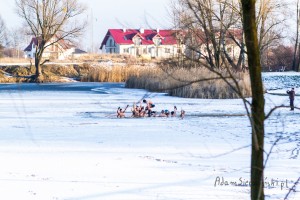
[125,65,252,99]
[80,64,144,82]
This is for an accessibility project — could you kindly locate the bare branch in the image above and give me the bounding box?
[284,177,300,200]
[265,105,300,120]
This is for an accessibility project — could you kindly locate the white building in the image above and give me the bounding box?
[100,28,184,59]
[24,36,76,60]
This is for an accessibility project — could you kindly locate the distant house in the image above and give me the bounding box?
[71,48,88,59]
[24,36,76,60]
[100,28,185,58]
[182,29,244,61]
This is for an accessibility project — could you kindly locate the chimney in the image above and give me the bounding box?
[156,28,160,33]
[123,28,126,33]
[140,28,144,34]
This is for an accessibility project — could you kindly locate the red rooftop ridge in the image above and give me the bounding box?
[100,29,178,49]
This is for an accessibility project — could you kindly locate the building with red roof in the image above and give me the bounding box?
[24,35,76,60]
[100,28,185,58]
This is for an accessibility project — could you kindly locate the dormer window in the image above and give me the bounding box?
[133,37,142,46]
[153,38,162,46]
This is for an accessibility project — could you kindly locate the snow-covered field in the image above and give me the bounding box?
[0,73,299,200]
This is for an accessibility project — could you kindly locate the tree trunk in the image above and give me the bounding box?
[33,49,44,82]
[241,1,265,200]
[293,0,300,71]
[297,46,300,72]
[35,56,41,78]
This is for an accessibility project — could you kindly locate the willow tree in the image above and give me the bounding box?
[15,0,86,82]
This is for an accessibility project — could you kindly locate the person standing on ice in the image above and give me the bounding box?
[287,88,295,111]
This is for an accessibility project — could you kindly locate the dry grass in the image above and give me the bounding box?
[65,53,140,64]
[0,54,156,83]
[0,53,140,64]
[125,65,252,99]
[0,67,33,83]
[80,64,143,82]
[0,62,145,83]
[0,57,31,63]
[0,57,251,99]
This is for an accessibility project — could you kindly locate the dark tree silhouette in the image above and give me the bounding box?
[241,0,265,199]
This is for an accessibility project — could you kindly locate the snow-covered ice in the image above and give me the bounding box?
[0,73,299,200]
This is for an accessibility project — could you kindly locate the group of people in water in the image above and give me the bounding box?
[117,88,297,118]
[117,99,185,119]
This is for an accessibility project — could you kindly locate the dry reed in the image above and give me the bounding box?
[80,64,143,82]
[125,66,252,99]
[0,58,252,99]
[0,62,145,83]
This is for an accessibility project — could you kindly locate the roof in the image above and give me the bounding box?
[100,29,178,49]
[73,48,87,54]
[24,37,38,51]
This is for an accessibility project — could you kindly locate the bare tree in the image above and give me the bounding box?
[0,15,7,56]
[7,27,29,58]
[255,0,289,72]
[256,0,287,51]
[172,0,287,71]
[15,0,86,82]
[170,0,267,199]
[172,0,245,71]
[292,0,300,71]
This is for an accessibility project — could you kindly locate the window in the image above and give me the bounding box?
[134,37,142,46]
[153,38,162,46]
[143,48,147,54]
[165,48,170,53]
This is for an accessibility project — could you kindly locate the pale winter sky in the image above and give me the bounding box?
[1,0,297,51]
[0,0,172,51]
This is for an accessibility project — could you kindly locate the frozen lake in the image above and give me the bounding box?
[0,80,299,200]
